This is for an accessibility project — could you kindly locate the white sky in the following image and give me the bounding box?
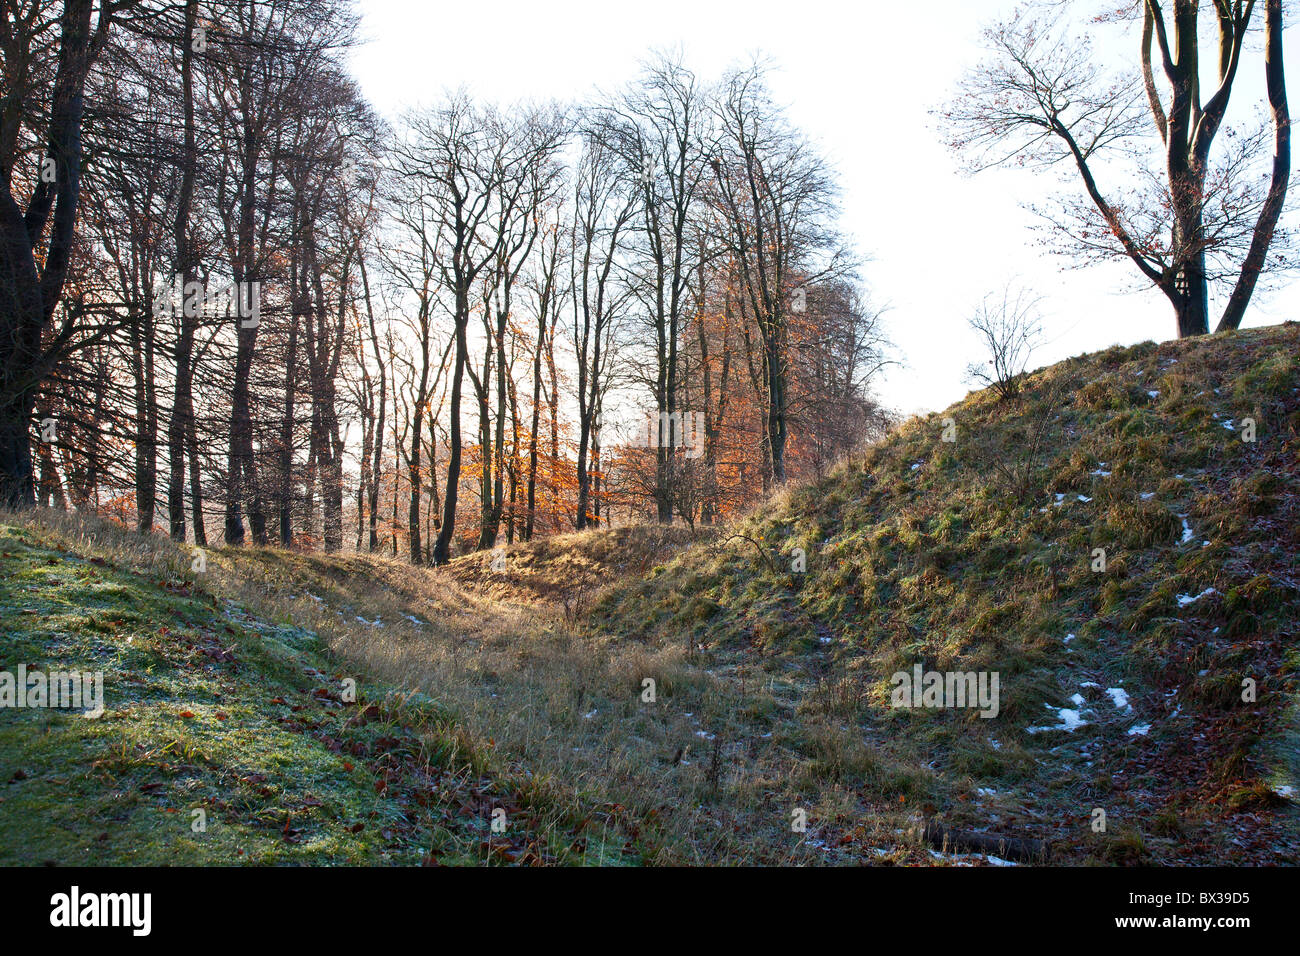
[347,0,1298,417]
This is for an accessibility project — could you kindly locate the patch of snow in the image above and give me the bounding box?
[1028,705,1089,734]
[695,730,716,740]
[1127,724,1151,736]
[1070,693,1086,707]
[1147,390,1159,399]
[1077,495,1092,503]
[1177,588,1216,607]
[1140,492,1155,500]
[1091,469,1111,477]
[911,462,923,471]
[1222,419,1235,431]
[1106,687,1132,710]
[582,709,597,719]
[1064,633,1076,644]
[1273,785,1296,800]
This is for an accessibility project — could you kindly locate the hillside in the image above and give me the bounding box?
[594,322,1300,863]
[2,324,1297,866]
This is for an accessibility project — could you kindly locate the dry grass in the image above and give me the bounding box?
[5,507,940,864]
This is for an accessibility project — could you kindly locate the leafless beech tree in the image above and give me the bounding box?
[944,0,1291,338]
[569,130,635,529]
[589,53,711,523]
[710,62,853,485]
[0,0,139,507]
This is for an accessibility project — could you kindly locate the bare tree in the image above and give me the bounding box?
[590,53,710,523]
[944,0,1291,339]
[569,129,635,529]
[710,61,852,486]
[0,0,137,507]
[964,285,1045,401]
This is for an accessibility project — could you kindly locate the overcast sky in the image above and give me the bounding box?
[347,0,1298,417]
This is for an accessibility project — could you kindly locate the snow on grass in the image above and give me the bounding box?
[927,848,1019,867]
[1027,704,1089,734]
[1177,588,1216,607]
[1105,687,1132,711]
[1126,724,1151,737]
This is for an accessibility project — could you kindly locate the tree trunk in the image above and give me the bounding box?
[1219,0,1290,332]
[168,0,198,541]
[0,0,97,508]
[434,311,469,566]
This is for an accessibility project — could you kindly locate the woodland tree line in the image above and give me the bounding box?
[0,0,889,562]
[5,0,1289,564]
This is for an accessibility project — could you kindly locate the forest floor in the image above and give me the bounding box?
[2,323,1298,865]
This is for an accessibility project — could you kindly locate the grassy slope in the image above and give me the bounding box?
[596,323,1300,863]
[3,324,1296,866]
[0,519,623,866]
